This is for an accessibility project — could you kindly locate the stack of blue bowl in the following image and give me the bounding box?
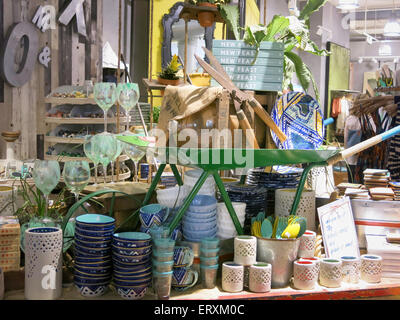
[74,214,115,297]
[182,195,217,242]
[112,232,152,300]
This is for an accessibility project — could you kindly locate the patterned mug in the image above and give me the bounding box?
[171,267,198,291]
[173,246,194,268]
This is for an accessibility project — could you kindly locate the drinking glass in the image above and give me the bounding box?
[117,83,140,133]
[32,160,60,218]
[94,82,117,133]
[123,134,145,182]
[110,136,123,183]
[83,135,99,185]
[91,133,117,184]
[63,161,90,202]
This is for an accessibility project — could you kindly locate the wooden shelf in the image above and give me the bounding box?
[59,170,131,184]
[44,117,129,125]
[44,136,85,144]
[44,154,129,162]
[44,96,96,105]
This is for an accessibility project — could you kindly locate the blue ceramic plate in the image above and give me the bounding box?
[183,221,217,232]
[76,214,116,225]
[112,256,151,268]
[113,278,152,287]
[74,275,111,285]
[74,246,111,257]
[112,245,152,257]
[75,225,114,237]
[112,261,151,273]
[74,268,112,278]
[271,92,324,150]
[182,215,217,225]
[74,263,112,273]
[113,232,151,242]
[74,231,112,243]
[112,251,152,264]
[74,238,112,249]
[113,271,152,281]
[113,266,152,277]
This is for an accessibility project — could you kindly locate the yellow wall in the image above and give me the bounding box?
[149,0,224,106]
[245,0,260,26]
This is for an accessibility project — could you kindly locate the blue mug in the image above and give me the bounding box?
[173,246,194,268]
[172,267,198,291]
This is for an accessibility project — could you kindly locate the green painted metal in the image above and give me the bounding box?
[142,163,166,206]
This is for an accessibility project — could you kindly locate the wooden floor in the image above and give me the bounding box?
[4,277,400,300]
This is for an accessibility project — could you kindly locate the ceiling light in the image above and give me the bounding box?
[379,45,392,56]
[358,57,363,64]
[336,0,359,10]
[384,19,400,37]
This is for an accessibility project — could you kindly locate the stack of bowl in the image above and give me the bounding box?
[112,232,152,300]
[139,204,169,234]
[73,214,115,297]
[156,185,188,209]
[183,169,216,196]
[199,238,220,289]
[182,195,217,242]
[217,202,247,240]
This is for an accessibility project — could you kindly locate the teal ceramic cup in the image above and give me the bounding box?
[200,264,219,289]
[153,270,173,300]
[152,260,174,273]
[201,237,220,250]
[172,267,198,291]
[153,250,174,262]
[153,238,175,252]
[173,246,195,268]
[200,255,219,266]
[200,247,219,258]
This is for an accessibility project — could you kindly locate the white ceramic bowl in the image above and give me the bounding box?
[157,186,188,208]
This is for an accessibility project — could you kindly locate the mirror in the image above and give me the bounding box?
[161,1,215,71]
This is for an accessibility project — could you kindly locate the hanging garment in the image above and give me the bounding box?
[344,114,362,166]
[336,98,350,135]
[331,97,341,118]
[387,98,400,180]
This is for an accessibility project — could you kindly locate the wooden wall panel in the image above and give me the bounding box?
[0,0,103,159]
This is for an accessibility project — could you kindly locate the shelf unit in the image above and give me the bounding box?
[44,86,132,183]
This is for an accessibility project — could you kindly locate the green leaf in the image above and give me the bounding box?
[264,15,290,42]
[299,0,329,21]
[306,64,321,103]
[219,4,240,41]
[285,51,311,93]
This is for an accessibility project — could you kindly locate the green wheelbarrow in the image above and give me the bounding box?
[117,124,400,236]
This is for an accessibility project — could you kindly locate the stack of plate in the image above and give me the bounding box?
[183,195,217,242]
[363,169,390,188]
[152,172,178,189]
[223,183,267,233]
[369,187,394,201]
[389,182,400,200]
[112,232,152,300]
[74,214,115,297]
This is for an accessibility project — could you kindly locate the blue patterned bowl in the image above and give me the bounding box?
[183,220,217,232]
[183,226,218,238]
[113,277,152,287]
[74,268,112,278]
[75,226,114,238]
[74,264,112,275]
[112,244,152,257]
[74,274,111,284]
[188,195,217,213]
[112,232,152,248]
[75,283,108,297]
[139,204,169,228]
[184,209,217,220]
[115,285,148,300]
[112,251,152,264]
[113,271,152,282]
[74,231,112,243]
[112,261,151,273]
[76,214,115,231]
[113,266,152,277]
[74,245,111,257]
[74,238,112,249]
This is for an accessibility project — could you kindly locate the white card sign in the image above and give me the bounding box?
[318,197,360,258]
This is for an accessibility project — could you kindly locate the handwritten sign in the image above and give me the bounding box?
[318,197,360,258]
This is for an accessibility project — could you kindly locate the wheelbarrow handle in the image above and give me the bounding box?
[327,124,400,166]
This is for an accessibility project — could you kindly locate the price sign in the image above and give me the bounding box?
[318,197,360,258]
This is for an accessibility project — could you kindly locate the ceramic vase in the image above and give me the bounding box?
[297,230,316,258]
[234,236,257,266]
[249,263,272,293]
[222,262,243,293]
[25,227,63,300]
[341,256,361,284]
[293,260,319,290]
[361,254,382,283]
[319,258,342,288]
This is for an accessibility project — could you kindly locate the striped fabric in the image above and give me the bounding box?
[271,92,324,150]
[388,102,400,180]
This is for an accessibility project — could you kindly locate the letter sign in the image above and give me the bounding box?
[58,0,87,37]
[0,22,39,87]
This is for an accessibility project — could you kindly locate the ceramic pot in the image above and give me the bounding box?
[341,256,361,284]
[319,258,342,288]
[222,262,243,293]
[234,236,257,266]
[361,254,382,283]
[157,77,181,86]
[297,230,316,258]
[293,260,318,290]
[24,227,63,300]
[249,263,272,293]
[197,2,216,27]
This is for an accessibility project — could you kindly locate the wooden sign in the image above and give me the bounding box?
[211,40,284,92]
[318,197,360,259]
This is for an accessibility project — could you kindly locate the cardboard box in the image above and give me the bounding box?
[0,216,20,236]
[0,235,20,247]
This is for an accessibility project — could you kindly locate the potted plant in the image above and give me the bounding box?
[157,54,182,86]
[188,0,230,28]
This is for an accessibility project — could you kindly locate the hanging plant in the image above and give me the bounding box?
[188,0,231,27]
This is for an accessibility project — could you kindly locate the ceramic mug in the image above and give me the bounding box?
[293,260,318,290]
[249,263,272,293]
[361,254,382,283]
[173,246,194,268]
[297,231,316,258]
[171,267,198,291]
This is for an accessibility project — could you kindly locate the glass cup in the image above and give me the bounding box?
[200,237,220,250]
[63,160,90,203]
[94,82,117,133]
[83,135,99,185]
[153,238,176,252]
[116,83,140,133]
[152,250,174,262]
[200,264,219,289]
[149,225,170,240]
[91,133,117,184]
[153,270,173,300]
[152,260,174,273]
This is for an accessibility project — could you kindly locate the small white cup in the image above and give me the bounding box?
[361,254,382,283]
[298,230,316,258]
[222,262,244,293]
[293,259,319,290]
[249,263,272,293]
[299,256,321,275]
[319,258,342,288]
[340,256,360,284]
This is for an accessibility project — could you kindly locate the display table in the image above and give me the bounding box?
[4,277,400,300]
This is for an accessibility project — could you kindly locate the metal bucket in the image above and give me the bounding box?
[257,237,300,288]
